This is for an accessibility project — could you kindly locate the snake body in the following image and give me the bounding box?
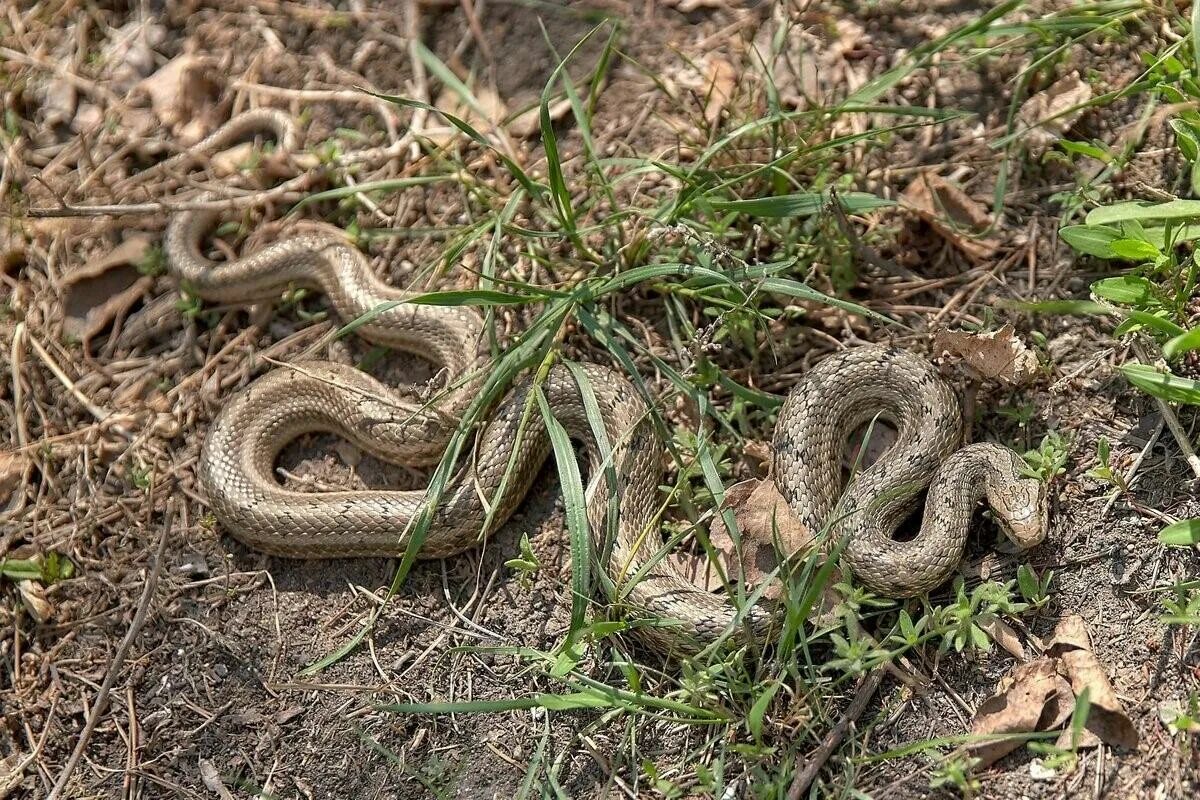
[165,115,1047,653]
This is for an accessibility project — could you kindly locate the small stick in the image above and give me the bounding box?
[10,322,29,446]
[45,501,173,800]
[25,176,312,218]
[24,333,110,423]
[1101,416,1164,516]
[787,666,887,800]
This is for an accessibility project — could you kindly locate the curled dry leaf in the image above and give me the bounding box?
[101,21,166,92]
[901,172,1000,262]
[17,581,51,624]
[137,54,220,140]
[62,235,155,345]
[968,657,1074,768]
[1019,72,1093,156]
[702,56,737,125]
[1048,615,1139,750]
[969,614,1138,769]
[669,477,814,601]
[0,450,29,510]
[933,324,1039,387]
[977,615,1027,661]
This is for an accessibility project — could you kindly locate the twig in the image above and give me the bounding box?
[24,333,111,423]
[25,173,314,218]
[1131,340,1200,479]
[10,322,29,446]
[1101,416,1164,516]
[787,666,887,800]
[45,500,173,800]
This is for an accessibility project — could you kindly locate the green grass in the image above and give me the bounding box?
[177,1,1200,796]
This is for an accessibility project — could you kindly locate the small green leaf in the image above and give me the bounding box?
[1017,565,1038,601]
[709,191,894,218]
[1164,328,1200,360]
[1108,239,1161,262]
[1172,118,1200,162]
[1059,224,1120,258]
[1091,275,1155,305]
[1124,310,1186,338]
[1159,518,1200,547]
[748,681,782,742]
[1120,363,1200,404]
[1087,199,1200,226]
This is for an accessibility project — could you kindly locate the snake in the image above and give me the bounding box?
[163,114,1048,653]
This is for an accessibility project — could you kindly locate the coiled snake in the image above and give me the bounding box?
[165,114,1048,653]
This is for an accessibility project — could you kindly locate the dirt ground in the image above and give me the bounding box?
[3,1,1200,798]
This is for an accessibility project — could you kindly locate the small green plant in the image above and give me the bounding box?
[279,286,328,322]
[1,550,76,584]
[1016,564,1054,611]
[127,463,153,490]
[175,291,204,320]
[1085,436,1128,493]
[1161,583,1200,624]
[1022,431,1068,481]
[1160,693,1200,736]
[504,532,541,590]
[136,244,167,277]
[928,753,981,797]
[931,579,1028,654]
[1026,741,1079,775]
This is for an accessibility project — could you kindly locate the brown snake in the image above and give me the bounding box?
[165,113,1048,652]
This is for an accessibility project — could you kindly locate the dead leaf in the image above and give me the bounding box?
[669,477,814,600]
[1048,615,1139,750]
[137,54,220,139]
[702,56,737,125]
[0,450,29,510]
[209,142,258,177]
[430,84,508,145]
[1019,72,1093,156]
[901,173,1000,261]
[933,324,1040,387]
[17,581,51,623]
[41,79,77,129]
[198,758,236,800]
[101,20,165,92]
[968,657,1072,767]
[978,615,1027,661]
[61,236,155,345]
[507,96,574,139]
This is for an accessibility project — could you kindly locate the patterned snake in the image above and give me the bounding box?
[165,114,1048,652]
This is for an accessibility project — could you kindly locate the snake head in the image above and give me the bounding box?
[995,478,1049,550]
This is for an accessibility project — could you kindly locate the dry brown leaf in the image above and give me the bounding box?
[933,324,1039,387]
[968,657,1072,767]
[137,54,220,138]
[1048,615,1139,750]
[209,142,259,177]
[669,477,814,600]
[1019,72,1093,156]
[17,581,51,624]
[101,20,165,91]
[978,615,1027,661]
[62,236,155,345]
[429,84,508,145]
[0,450,29,511]
[702,56,737,125]
[507,96,573,139]
[901,173,1000,261]
[41,79,77,129]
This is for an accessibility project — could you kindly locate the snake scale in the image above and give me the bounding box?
[165,114,1048,653]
